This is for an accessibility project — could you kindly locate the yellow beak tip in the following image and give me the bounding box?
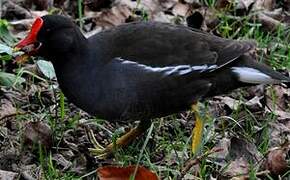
[13,47,21,52]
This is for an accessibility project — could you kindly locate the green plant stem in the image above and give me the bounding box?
[78,0,83,30]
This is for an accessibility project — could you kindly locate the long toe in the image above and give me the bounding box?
[87,123,150,159]
[87,129,113,159]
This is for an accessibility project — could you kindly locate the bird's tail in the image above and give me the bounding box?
[229,55,290,84]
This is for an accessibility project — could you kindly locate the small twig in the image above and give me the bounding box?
[230,170,270,179]
[0,112,26,121]
[79,169,97,179]
[178,148,223,179]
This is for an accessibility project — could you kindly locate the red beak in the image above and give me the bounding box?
[14,17,43,64]
[15,17,44,53]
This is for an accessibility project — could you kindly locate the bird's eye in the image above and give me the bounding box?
[34,42,42,49]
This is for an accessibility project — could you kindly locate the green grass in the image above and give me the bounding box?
[1,2,290,179]
[216,11,290,70]
[38,146,80,179]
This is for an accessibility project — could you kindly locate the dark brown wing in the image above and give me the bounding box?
[90,21,256,68]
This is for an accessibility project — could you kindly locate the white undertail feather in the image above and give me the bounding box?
[231,67,280,84]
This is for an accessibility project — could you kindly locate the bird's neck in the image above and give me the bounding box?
[50,33,89,68]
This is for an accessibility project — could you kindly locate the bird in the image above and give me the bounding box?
[15,15,290,158]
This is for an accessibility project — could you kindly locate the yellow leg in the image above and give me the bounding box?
[191,103,204,155]
[88,121,151,159]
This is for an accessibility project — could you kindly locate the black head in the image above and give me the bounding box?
[15,15,85,61]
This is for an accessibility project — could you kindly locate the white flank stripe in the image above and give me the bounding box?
[231,67,275,84]
[120,59,217,76]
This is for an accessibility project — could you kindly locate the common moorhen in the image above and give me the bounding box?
[15,15,290,157]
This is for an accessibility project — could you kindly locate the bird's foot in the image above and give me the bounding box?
[87,129,113,159]
[87,125,147,159]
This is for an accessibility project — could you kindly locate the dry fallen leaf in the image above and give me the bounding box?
[249,0,287,31]
[265,85,290,120]
[0,99,17,119]
[256,12,286,32]
[244,96,263,111]
[23,121,53,150]
[263,147,290,175]
[9,19,35,33]
[91,4,131,28]
[97,165,158,180]
[118,0,176,15]
[211,137,263,178]
[117,0,179,20]
[268,122,290,146]
[0,169,18,180]
[52,153,72,171]
[274,110,290,120]
[215,0,232,9]
[30,10,49,18]
[223,157,249,178]
[24,0,53,10]
[253,0,275,11]
[215,96,242,111]
[195,7,220,31]
[172,2,190,16]
[235,0,255,12]
[84,0,112,11]
[229,137,262,163]
[1,0,32,20]
[209,137,230,163]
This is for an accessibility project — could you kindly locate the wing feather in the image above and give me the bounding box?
[95,22,256,70]
[117,58,218,77]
